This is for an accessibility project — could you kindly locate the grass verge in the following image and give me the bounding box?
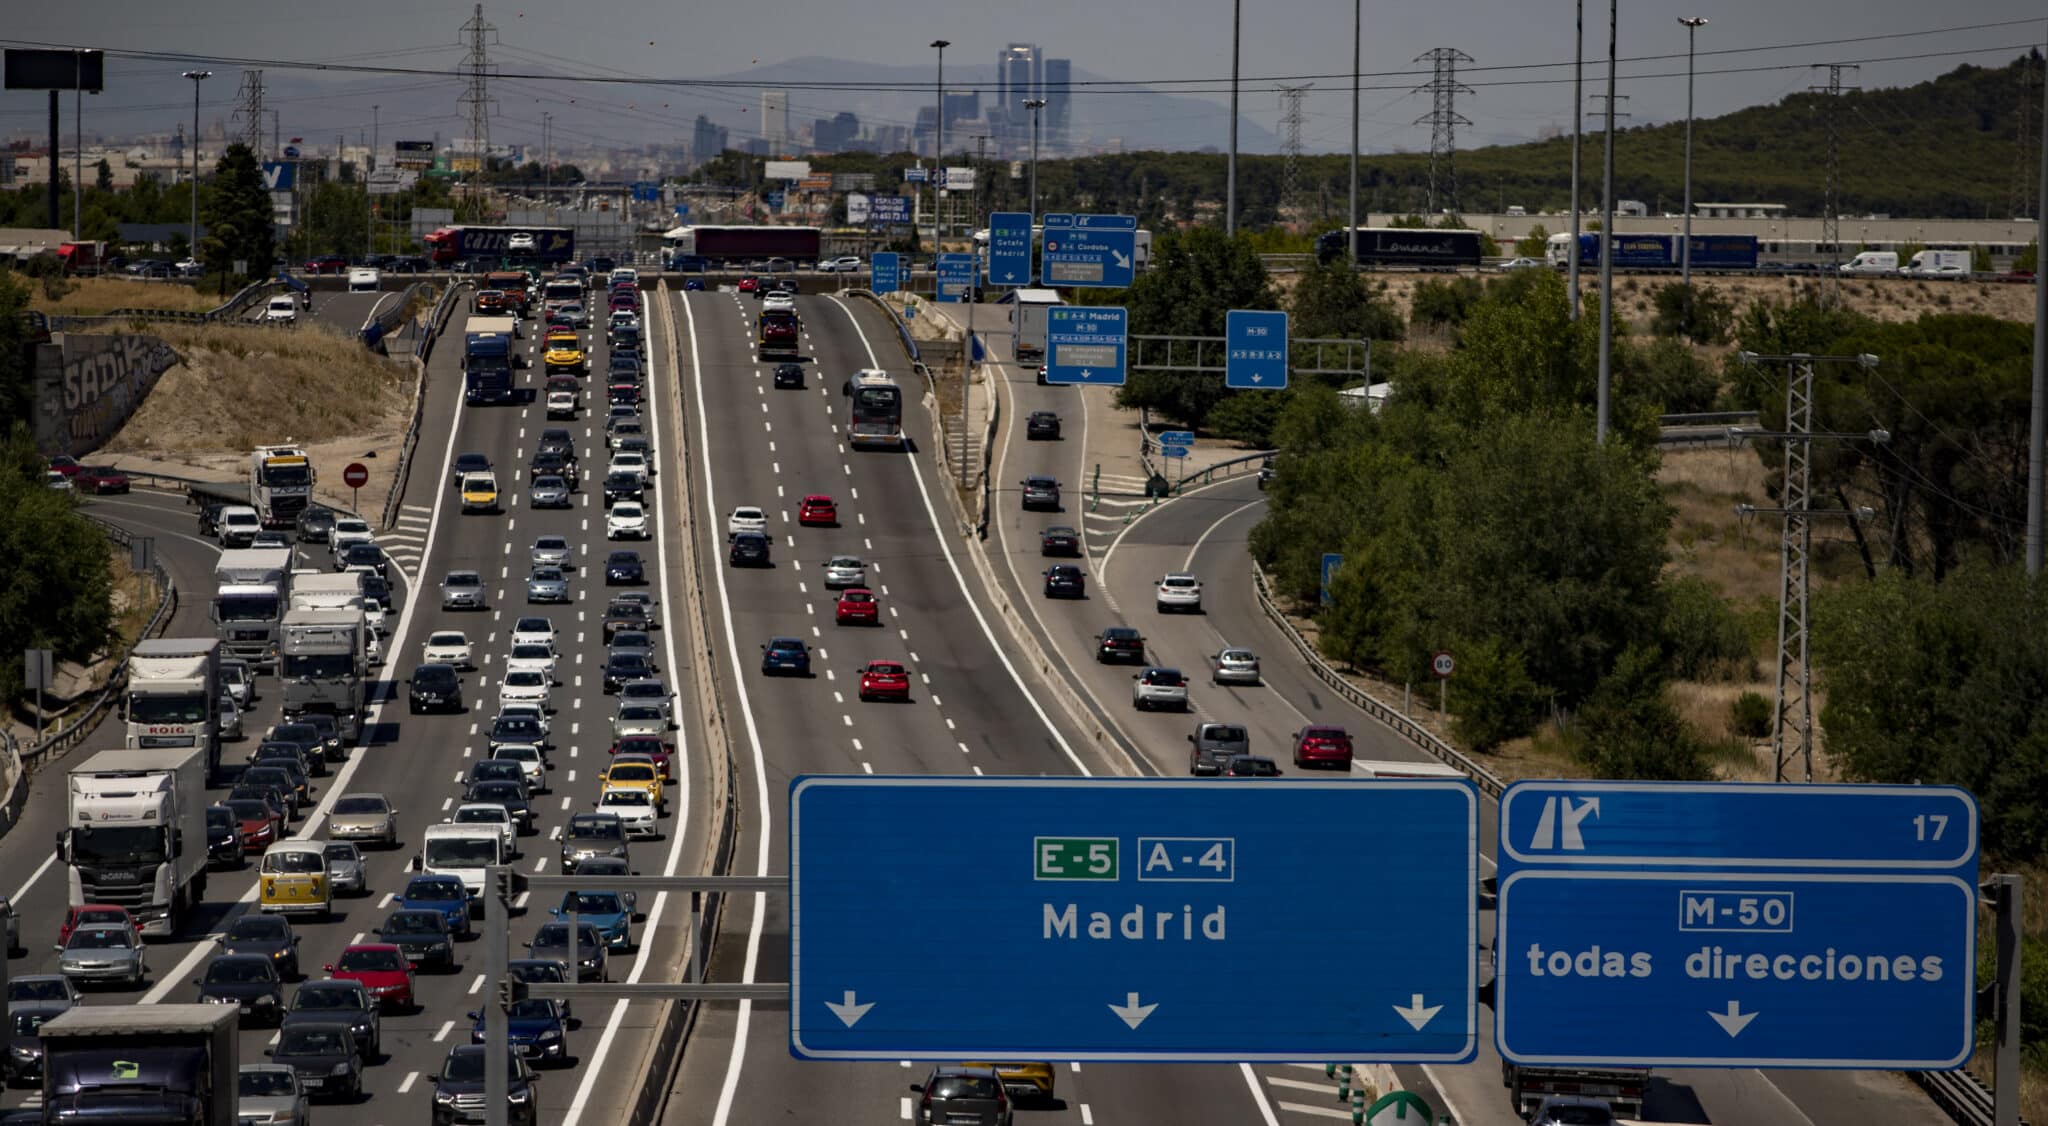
[32,277,222,317]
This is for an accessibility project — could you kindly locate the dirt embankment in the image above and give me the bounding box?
[31,277,223,317]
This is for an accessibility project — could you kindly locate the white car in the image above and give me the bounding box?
[609,268,639,286]
[449,803,517,855]
[596,787,658,838]
[497,669,553,710]
[610,702,668,742]
[496,702,552,742]
[727,506,767,538]
[330,518,374,554]
[608,452,650,485]
[820,255,863,273]
[44,470,73,492]
[1132,666,1191,712]
[423,631,474,669]
[346,267,380,292]
[546,389,578,419]
[264,295,300,323]
[1156,573,1204,613]
[607,502,649,540]
[220,660,255,707]
[1499,257,1547,271]
[823,556,866,589]
[364,630,384,667]
[493,744,548,793]
[508,232,537,252]
[362,596,390,637]
[505,643,559,682]
[510,617,557,650]
[762,292,796,313]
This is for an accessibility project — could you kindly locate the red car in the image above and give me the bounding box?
[857,660,910,702]
[58,904,139,948]
[327,943,416,1011]
[798,495,838,526]
[835,588,879,626]
[227,798,282,852]
[46,456,82,478]
[303,254,348,274]
[737,276,760,294]
[609,734,673,779]
[1291,725,1356,770]
[77,466,131,494]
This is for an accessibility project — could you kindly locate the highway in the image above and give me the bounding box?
[4,284,711,1124]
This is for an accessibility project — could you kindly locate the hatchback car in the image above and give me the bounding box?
[607,502,650,540]
[910,1066,1014,1126]
[408,663,464,714]
[1039,526,1081,557]
[511,617,558,648]
[797,495,838,526]
[1292,725,1356,770]
[857,660,911,702]
[528,921,609,981]
[726,506,768,537]
[328,793,400,848]
[559,813,630,874]
[603,652,656,694]
[1095,627,1147,665]
[603,471,644,505]
[55,923,148,988]
[1019,476,1061,511]
[1132,667,1191,712]
[322,841,367,896]
[822,556,866,588]
[1026,411,1062,440]
[296,506,336,544]
[529,474,573,509]
[773,362,804,388]
[193,953,284,1024]
[605,550,645,585]
[217,912,302,980]
[449,452,492,486]
[728,532,772,567]
[236,1064,309,1126]
[266,1020,362,1100]
[761,636,812,676]
[1042,565,1086,599]
[1156,572,1204,613]
[424,631,474,669]
[375,909,458,971]
[525,567,570,604]
[834,588,880,626]
[338,542,387,580]
[326,943,415,1012]
[441,570,487,611]
[530,536,573,570]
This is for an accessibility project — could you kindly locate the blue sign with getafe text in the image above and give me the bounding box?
[870,252,901,296]
[790,776,1479,1061]
[988,211,1034,286]
[1226,309,1289,389]
[1044,306,1127,386]
[1495,781,1979,1069]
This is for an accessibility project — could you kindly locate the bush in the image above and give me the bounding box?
[1632,337,1721,416]
[1730,691,1773,738]
[1571,643,1714,780]
[1650,282,1735,344]
[1447,637,1544,752]
[1662,574,1753,679]
[1410,277,1484,331]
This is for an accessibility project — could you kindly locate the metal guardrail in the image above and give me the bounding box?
[1913,1069,2005,1126]
[1251,562,1505,798]
[380,282,467,531]
[44,277,286,332]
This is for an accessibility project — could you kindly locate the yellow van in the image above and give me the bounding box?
[258,840,331,919]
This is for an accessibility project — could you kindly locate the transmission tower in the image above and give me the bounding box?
[1810,64,1859,300]
[1413,48,1474,214]
[458,3,498,211]
[2012,52,2040,220]
[232,70,266,159]
[1277,83,1311,224]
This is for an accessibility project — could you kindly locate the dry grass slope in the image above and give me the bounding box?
[30,277,222,317]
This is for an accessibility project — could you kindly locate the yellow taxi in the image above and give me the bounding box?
[460,471,500,514]
[543,334,586,375]
[961,1061,1055,1104]
[599,755,665,811]
[257,840,332,919]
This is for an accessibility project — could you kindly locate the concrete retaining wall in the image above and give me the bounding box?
[32,332,180,458]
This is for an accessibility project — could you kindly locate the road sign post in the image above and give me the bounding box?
[791,776,1479,1061]
[1494,781,1980,1069]
[1226,309,1289,389]
[1040,213,1137,288]
[871,252,901,297]
[1157,430,1194,488]
[935,253,973,303]
[343,461,368,518]
[988,211,1034,287]
[1431,650,1454,714]
[1045,307,1128,386]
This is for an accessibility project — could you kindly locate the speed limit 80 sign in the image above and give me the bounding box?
[1431,651,1455,679]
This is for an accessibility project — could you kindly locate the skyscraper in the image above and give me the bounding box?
[997,44,1043,156]
[1043,58,1072,152]
[760,91,790,150]
[690,115,728,168]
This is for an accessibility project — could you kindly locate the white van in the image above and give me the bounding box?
[264,295,300,323]
[418,822,504,898]
[1839,251,1898,275]
[218,505,262,548]
[346,267,381,292]
[1901,249,1970,278]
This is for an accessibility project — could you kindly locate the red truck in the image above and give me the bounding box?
[56,241,106,275]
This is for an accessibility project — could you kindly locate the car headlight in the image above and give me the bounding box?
[536,1029,560,1042]
[434,1090,457,1105]
[331,1062,354,1077]
[508,1087,532,1103]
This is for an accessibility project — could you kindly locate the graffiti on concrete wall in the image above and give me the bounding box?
[32,333,180,457]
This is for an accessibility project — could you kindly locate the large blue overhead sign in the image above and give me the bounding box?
[1041,213,1137,288]
[791,776,1480,1061]
[987,211,1034,286]
[870,252,901,296]
[1044,307,1128,386]
[1495,781,1979,1070]
[1226,309,1289,389]
[935,253,973,303]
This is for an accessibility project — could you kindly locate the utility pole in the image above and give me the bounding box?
[483,866,512,1126]
[1810,64,1859,304]
[2012,53,2040,223]
[931,39,950,266]
[233,70,265,158]
[1278,84,1311,225]
[367,104,379,258]
[1227,0,1240,237]
[1568,0,1585,318]
[182,70,212,259]
[1678,17,1707,287]
[1413,48,1475,215]
[2030,32,2048,575]
[459,3,497,217]
[1596,0,1618,446]
[1349,0,1361,267]
[543,112,554,226]
[1022,98,1045,220]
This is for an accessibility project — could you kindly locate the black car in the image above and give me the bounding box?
[361,573,395,615]
[197,502,226,538]
[205,804,244,867]
[605,551,645,585]
[267,1020,362,1101]
[1020,475,1062,511]
[450,452,493,487]
[241,766,302,818]
[1221,755,1283,777]
[1256,456,1275,491]
[529,449,575,480]
[487,715,548,753]
[250,754,313,808]
[1043,564,1086,598]
[607,354,643,378]
[606,384,641,409]
[1039,525,1081,557]
[337,541,388,580]
[603,471,644,506]
[558,813,629,875]
[217,913,301,980]
[1026,411,1062,440]
[536,430,578,464]
[409,663,464,714]
[603,652,655,694]
[1095,626,1147,664]
[294,713,347,764]
[728,532,771,568]
[432,1045,539,1126]
[374,909,458,971]
[282,979,381,1058]
[261,723,325,773]
[5,1003,64,1086]
[296,505,336,544]
[466,780,535,830]
[192,953,284,1025]
[773,362,804,388]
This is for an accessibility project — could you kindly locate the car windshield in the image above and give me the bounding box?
[239,1070,295,1097]
[609,765,654,782]
[456,807,508,824]
[445,574,480,588]
[337,948,402,972]
[535,923,601,946]
[505,671,546,687]
[205,958,271,983]
[603,790,651,807]
[491,719,541,740]
[562,892,623,914]
[570,815,623,839]
[429,633,467,647]
[10,980,69,1002]
[262,850,323,875]
[407,879,464,901]
[473,784,522,803]
[619,705,662,721]
[68,929,129,950]
[933,1076,1003,1100]
[323,845,357,864]
[622,681,667,699]
[515,619,551,635]
[442,1051,499,1082]
[507,999,558,1021]
[383,912,442,936]
[512,645,552,661]
[226,916,287,941]
[292,984,360,1010]
[227,800,272,820]
[281,1027,350,1055]
[1543,1109,1615,1126]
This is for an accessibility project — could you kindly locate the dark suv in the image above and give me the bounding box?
[728,532,771,567]
[431,1045,539,1126]
[408,663,464,714]
[559,812,629,874]
[1095,627,1146,665]
[1026,411,1061,440]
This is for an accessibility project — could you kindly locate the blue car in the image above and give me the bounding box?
[550,890,633,951]
[761,636,811,677]
[469,998,570,1065]
[398,875,473,939]
[682,277,706,291]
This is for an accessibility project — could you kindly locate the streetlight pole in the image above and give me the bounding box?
[1349,0,1361,267]
[182,70,211,260]
[931,39,950,270]
[368,104,379,259]
[1023,98,1045,221]
[1568,0,1584,319]
[1227,0,1241,237]
[2029,25,2048,576]
[1596,0,1616,445]
[1679,17,1707,288]
[543,112,553,227]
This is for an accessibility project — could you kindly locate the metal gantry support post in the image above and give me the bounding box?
[483,864,511,1126]
[1226,0,1240,238]
[1990,872,2023,1126]
[1595,0,1617,445]
[1678,17,1707,288]
[1349,0,1360,268]
[2028,21,2048,577]
[1568,0,1584,319]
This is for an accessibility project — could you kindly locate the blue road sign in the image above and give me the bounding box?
[790,776,1480,1061]
[1041,213,1138,288]
[1495,781,1979,1070]
[673,203,690,218]
[765,191,785,210]
[935,253,974,303]
[904,167,928,183]
[1321,552,1343,605]
[871,252,902,296]
[1158,443,1190,459]
[1045,306,1128,386]
[1158,430,1195,447]
[1226,309,1289,390]
[260,162,296,192]
[988,211,1034,286]
[631,181,659,202]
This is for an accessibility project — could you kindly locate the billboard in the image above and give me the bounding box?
[868,195,913,224]
[764,160,811,181]
[393,140,435,169]
[833,172,876,192]
[942,166,976,192]
[846,194,871,224]
[798,175,834,192]
[3,49,103,92]
[260,162,296,192]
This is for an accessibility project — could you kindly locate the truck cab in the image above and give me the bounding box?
[39,1005,237,1126]
[419,823,505,900]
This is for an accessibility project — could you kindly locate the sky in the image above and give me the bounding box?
[1,1,2043,156]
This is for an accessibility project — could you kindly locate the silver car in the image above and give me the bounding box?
[55,923,148,987]
[606,629,653,667]
[617,678,674,724]
[220,659,254,708]
[441,569,488,611]
[530,474,572,508]
[611,702,668,742]
[328,793,399,848]
[322,841,366,895]
[526,566,570,604]
[218,692,244,741]
[1212,646,1261,686]
[531,536,573,570]
[238,1063,310,1126]
[823,556,866,589]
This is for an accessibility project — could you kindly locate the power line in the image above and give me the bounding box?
[1810,64,1860,302]
[1413,48,1474,214]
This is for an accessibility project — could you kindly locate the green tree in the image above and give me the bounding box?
[1447,636,1544,752]
[1630,336,1720,415]
[1409,277,1483,332]
[1514,224,1551,257]
[1570,642,1713,780]
[0,424,115,705]
[0,274,34,423]
[197,142,275,288]
[93,159,112,193]
[1288,257,1403,342]
[298,180,369,258]
[1115,227,1275,427]
[1649,282,1734,344]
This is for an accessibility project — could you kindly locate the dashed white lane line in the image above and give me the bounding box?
[398,1071,419,1094]
[468,974,485,994]
[434,1020,455,1042]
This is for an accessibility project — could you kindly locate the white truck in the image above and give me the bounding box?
[249,445,315,529]
[291,571,383,663]
[58,746,211,937]
[124,638,223,786]
[280,607,367,742]
[1901,249,1971,277]
[419,822,506,899]
[1008,288,1064,363]
[212,547,294,671]
[1839,250,1899,275]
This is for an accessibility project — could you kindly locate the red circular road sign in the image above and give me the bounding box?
[342,462,369,489]
[1431,651,1456,679]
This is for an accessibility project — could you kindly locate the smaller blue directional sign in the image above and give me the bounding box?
[1226,309,1289,390]
[1045,306,1127,386]
[1158,444,1190,459]
[903,167,928,183]
[871,252,902,297]
[1321,552,1343,605]
[987,211,1034,287]
[935,253,974,303]
[1041,213,1138,288]
[673,203,690,218]
[1158,431,1194,447]
[631,180,660,202]
[791,776,1480,1061]
[765,191,785,211]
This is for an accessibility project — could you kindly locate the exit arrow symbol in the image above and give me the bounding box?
[825,990,874,1028]
[1109,992,1158,1030]
[1392,993,1442,1031]
[1708,1000,1757,1037]
[1111,250,1132,269]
